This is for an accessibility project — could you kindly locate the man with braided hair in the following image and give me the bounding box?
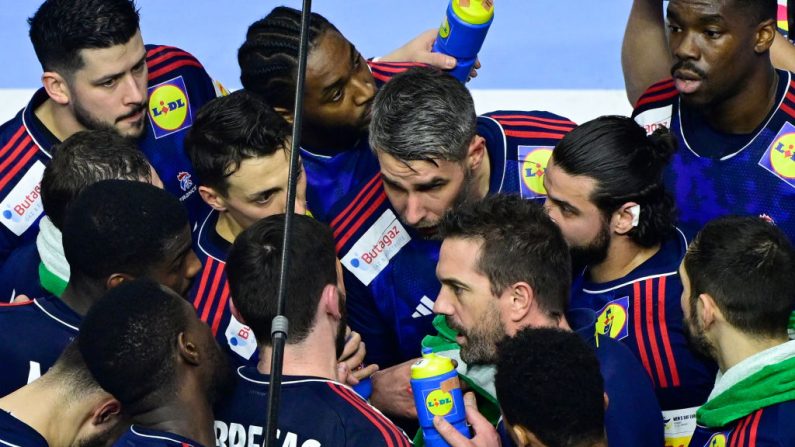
[238,6,470,223]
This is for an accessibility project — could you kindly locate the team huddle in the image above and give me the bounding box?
[0,0,794,447]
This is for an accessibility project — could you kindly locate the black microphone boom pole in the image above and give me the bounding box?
[263,0,312,446]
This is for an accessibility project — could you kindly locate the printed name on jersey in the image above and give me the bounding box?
[594,296,630,341]
[341,209,411,286]
[634,105,673,135]
[0,160,45,236]
[517,146,552,199]
[148,76,193,139]
[225,317,258,361]
[215,421,321,447]
[758,121,795,188]
[662,406,699,447]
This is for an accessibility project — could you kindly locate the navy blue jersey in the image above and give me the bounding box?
[214,367,411,447]
[331,111,575,366]
[0,296,79,397]
[113,426,203,447]
[189,210,258,368]
[0,242,44,302]
[633,70,795,240]
[0,44,219,265]
[571,230,717,444]
[568,308,665,447]
[0,411,48,447]
[689,403,795,447]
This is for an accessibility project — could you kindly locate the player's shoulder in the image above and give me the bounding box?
[367,60,427,86]
[480,110,576,144]
[0,108,27,143]
[633,78,678,114]
[145,43,210,85]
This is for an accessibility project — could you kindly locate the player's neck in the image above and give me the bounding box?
[700,65,778,134]
[60,279,105,316]
[215,212,243,245]
[34,98,84,143]
[715,325,789,373]
[474,142,491,199]
[0,380,85,447]
[132,395,215,447]
[257,329,339,381]
[589,238,659,284]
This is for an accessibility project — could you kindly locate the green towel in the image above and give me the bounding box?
[39,261,67,297]
[697,355,795,427]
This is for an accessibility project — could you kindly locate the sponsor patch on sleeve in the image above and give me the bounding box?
[341,209,411,286]
[758,122,795,189]
[517,146,552,199]
[0,160,45,236]
[225,316,258,361]
[594,296,630,341]
[634,105,673,135]
[148,76,193,139]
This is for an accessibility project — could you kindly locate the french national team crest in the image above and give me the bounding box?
[517,146,552,199]
[759,121,795,188]
[148,76,193,139]
[595,296,630,340]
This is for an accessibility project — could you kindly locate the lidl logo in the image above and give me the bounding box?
[426,389,454,416]
[759,122,795,189]
[704,433,727,447]
[518,146,552,199]
[148,76,192,139]
[595,296,630,341]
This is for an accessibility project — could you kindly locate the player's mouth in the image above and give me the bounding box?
[672,64,706,95]
[118,104,146,124]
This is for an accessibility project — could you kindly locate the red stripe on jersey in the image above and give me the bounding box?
[645,279,669,388]
[336,190,388,253]
[332,178,382,239]
[369,64,411,74]
[193,257,215,310]
[642,78,675,96]
[782,102,795,120]
[337,384,410,447]
[734,413,751,447]
[0,126,27,159]
[747,409,763,447]
[633,281,655,385]
[210,282,230,336]
[0,143,38,192]
[369,61,426,67]
[0,300,35,307]
[371,71,390,84]
[635,88,679,109]
[147,48,195,69]
[657,276,681,386]
[148,60,203,81]
[503,130,568,140]
[0,134,32,174]
[331,173,381,228]
[488,114,575,126]
[327,383,399,447]
[492,119,575,133]
[199,262,225,323]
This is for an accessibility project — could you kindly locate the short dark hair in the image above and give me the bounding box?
[45,341,105,401]
[226,214,337,345]
[369,67,476,164]
[238,6,339,111]
[28,0,140,74]
[78,279,190,412]
[62,180,188,282]
[732,0,777,22]
[42,129,152,230]
[496,327,605,447]
[439,194,571,317]
[551,116,677,247]
[684,216,795,338]
[184,90,291,196]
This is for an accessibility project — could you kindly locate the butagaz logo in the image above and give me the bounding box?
[0,161,46,236]
[148,76,193,139]
[634,105,672,135]
[225,316,257,361]
[341,209,411,286]
[177,172,194,192]
[412,296,436,319]
[759,122,795,189]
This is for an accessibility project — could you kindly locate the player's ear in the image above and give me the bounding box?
[505,281,534,324]
[177,331,201,366]
[613,202,640,235]
[41,71,71,106]
[510,424,542,447]
[320,284,342,319]
[466,135,487,172]
[199,186,227,212]
[753,19,776,54]
[229,298,246,325]
[92,396,122,426]
[273,107,294,124]
[106,273,134,290]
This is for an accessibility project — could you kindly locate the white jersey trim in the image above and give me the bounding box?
[33,298,78,331]
[129,426,190,445]
[20,101,51,159]
[477,116,508,193]
[196,209,225,263]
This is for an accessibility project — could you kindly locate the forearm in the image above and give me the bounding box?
[622,0,671,106]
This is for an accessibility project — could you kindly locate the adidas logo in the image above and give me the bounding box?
[412,296,436,319]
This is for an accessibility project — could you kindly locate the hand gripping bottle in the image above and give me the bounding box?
[411,348,469,446]
[432,0,494,82]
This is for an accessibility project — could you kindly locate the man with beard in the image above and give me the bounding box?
[543,116,717,446]
[631,0,795,242]
[0,0,223,266]
[430,194,662,447]
[215,214,411,447]
[330,66,575,371]
[0,343,125,447]
[679,216,795,445]
[78,279,231,447]
[0,180,201,397]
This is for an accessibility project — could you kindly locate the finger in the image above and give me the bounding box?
[339,332,362,361]
[11,294,30,304]
[462,392,491,430]
[352,363,379,380]
[418,52,457,70]
[433,416,472,446]
[343,341,367,369]
[474,59,482,69]
[337,362,353,384]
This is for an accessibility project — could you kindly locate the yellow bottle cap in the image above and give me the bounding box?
[411,349,455,379]
[452,0,494,26]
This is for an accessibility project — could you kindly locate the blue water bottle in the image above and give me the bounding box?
[411,348,469,446]
[432,0,494,82]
